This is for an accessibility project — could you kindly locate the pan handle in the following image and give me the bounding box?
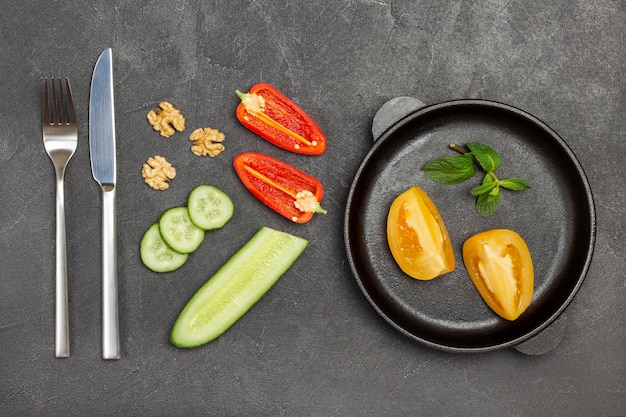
[371,96,567,355]
[372,96,426,141]
[513,312,567,355]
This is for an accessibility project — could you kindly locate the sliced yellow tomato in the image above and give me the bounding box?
[462,229,534,321]
[386,187,455,280]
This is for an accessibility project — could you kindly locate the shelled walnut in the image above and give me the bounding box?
[142,155,176,190]
[189,127,225,157]
[147,102,185,138]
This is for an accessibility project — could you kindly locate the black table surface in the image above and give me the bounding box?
[1,1,624,416]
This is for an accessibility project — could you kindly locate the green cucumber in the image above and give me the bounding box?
[140,223,189,272]
[170,227,308,347]
[159,207,205,254]
[187,185,234,230]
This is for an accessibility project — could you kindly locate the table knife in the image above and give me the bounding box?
[89,48,120,360]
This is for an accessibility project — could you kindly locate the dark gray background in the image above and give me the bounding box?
[1,1,624,416]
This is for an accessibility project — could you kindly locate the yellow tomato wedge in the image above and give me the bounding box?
[463,229,534,321]
[386,187,455,280]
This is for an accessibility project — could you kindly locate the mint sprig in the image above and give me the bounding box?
[422,142,531,217]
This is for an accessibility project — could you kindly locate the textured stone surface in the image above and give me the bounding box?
[1,0,624,416]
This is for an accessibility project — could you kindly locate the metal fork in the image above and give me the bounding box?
[43,77,77,358]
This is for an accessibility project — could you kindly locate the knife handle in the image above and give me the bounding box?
[102,187,120,359]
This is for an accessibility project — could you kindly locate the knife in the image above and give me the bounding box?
[89,48,120,360]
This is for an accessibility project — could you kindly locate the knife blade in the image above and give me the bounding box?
[89,48,120,360]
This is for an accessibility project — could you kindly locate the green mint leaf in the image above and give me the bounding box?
[482,173,495,184]
[500,177,531,191]
[470,180,497,196]
[467,142,502,172]
[476,190,501,217]
[422,154,475,184]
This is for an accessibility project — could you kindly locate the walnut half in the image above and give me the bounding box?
[189,127,225,157]
[142,155,176,190]
[147,102,186,138]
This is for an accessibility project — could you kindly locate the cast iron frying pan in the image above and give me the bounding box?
[344,99,595,352]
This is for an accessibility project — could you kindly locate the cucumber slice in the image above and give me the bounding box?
[170,227,308,347]
[187,185,234,230]
[159,207,205,254]
[140,223,189,272]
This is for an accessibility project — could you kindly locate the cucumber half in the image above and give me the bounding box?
[159,206,205,254]
[187,185,234,230]
[170,227,308,348]
[140,223,189,272]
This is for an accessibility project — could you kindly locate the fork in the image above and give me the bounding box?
[43,77,77,358]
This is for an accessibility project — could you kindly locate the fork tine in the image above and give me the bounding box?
[50,77,57,125]
[43,78,50,126]
[57,78,66,125]
[51,77,59,125]
[64,78,76,125]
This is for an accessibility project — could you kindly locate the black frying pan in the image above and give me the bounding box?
[344,98,595,353]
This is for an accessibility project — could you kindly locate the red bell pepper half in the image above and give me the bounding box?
[235,83,327,155]
[233,152,327,223]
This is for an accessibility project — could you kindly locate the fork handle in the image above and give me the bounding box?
[102,187,120,359]
[55,175,70,358]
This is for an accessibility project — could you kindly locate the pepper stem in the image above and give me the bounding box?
[310,202,328,214]
[235,90,247,101]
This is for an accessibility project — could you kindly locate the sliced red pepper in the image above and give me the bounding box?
[233,152,327,223]
[235,83,326,155]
